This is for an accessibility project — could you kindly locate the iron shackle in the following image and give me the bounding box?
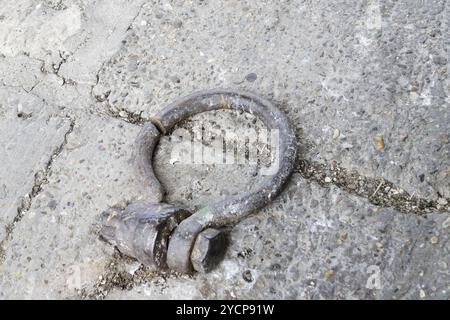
[100,89,297,273]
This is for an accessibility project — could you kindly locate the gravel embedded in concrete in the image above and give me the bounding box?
[0,0,448,299]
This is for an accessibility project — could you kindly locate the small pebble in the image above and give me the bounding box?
[399,133,408,141]
[419,173,425,182]
[324,270,335,278]
[245,73,257,82]
[337,233,348,245]
[242,270,253,282]
[128,262,141,275]
[47,200,57,210]
[373,134,385,150]
[419,289,426,299]
[339,216,350,224]
[342,142,353,149]
[95,94,107,102]
[172,20,183,28]
[430,236,439,244]
[333,128,340,139]
[118,110,127,118]
[437,198,448,206]
[324,177,332,183]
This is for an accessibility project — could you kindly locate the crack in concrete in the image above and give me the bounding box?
[1,0,447,299]
[0,81,39,95]
[90,2,146,105]
[97,107,450,215]
[103,106,147,125]
[0,0,148,277]
[51,51,78,86]
[296,159,449,215]
[1,52,76,97]
[126,2,146,32]
[91,59,109,102]
[0,117,76,264]
[80,152,449,300]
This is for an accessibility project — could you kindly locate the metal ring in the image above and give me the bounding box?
[135,89,297,273]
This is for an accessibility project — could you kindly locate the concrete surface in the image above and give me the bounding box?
[102,180,450,300]
[0,0,448,299]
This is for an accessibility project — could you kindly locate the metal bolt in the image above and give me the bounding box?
[190,228,228,273]
[100,200,190,269]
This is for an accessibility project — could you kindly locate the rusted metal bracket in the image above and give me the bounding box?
[100,89,297,273]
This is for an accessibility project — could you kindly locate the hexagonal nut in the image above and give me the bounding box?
[190,228,228,273]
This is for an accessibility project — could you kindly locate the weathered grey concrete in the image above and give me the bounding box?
[103,179,450,300]
[0,87,70,242]
[0,114,142,299]
[0,0,448,299]
[94,0,449,200]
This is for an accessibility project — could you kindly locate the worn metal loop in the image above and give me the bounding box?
[101,88,296,273]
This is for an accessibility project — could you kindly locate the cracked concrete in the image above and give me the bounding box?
[296,159,449,215]
[93,180,450,300]
[0,0,449,299]
[93,0,449,200]
[0,117,75,264]
[0,113,145,299]
[0,86,71,244]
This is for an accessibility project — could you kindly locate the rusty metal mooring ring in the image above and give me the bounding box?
[100,88,297,274]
